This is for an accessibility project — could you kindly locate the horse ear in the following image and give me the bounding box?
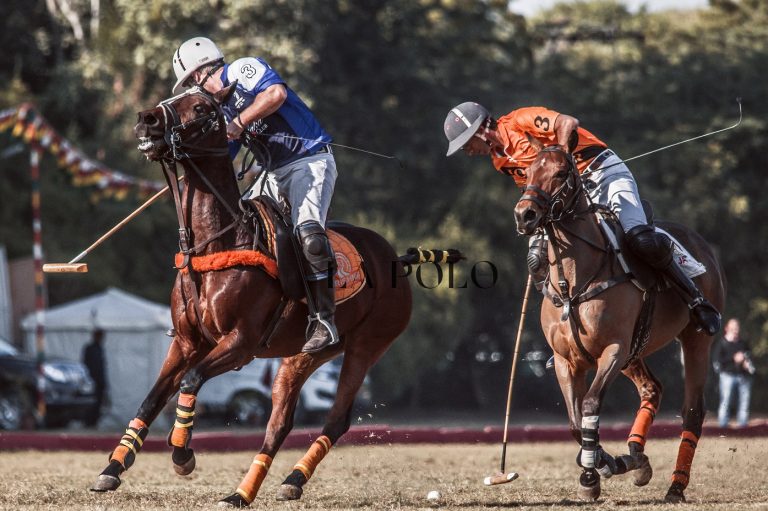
[213,81,237,105]
[525,132,544,151]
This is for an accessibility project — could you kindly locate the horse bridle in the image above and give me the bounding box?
[155,88,290,351]
[158,87,229,161]
[517,145,583,225]
[517,146,613,365]
[155,88,255,263]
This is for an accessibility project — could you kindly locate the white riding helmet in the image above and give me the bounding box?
[172,37,224,94]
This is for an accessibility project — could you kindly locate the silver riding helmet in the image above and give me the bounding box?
[444,102,491,156]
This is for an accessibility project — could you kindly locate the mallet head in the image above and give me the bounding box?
[483,472,519,486]
[42,263,88,273]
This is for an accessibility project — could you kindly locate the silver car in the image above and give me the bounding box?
[196,356,371,427]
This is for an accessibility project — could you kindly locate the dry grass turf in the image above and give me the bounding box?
[1,437,767,510]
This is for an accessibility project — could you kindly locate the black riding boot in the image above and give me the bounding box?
[664,260,721,335]
[302,277,339,353]
[626,224,721,336]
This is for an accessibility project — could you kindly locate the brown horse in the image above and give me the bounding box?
[513,145,725,503]
[89,84,446,506]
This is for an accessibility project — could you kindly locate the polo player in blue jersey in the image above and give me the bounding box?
[171,37,338,354]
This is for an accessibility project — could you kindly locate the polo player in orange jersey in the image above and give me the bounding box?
[444,102,721,335]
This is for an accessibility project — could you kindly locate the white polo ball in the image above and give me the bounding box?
[426,490,441,501]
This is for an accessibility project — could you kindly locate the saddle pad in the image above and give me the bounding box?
[328,230,367,304]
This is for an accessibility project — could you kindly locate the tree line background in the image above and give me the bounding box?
[1,0,766,419]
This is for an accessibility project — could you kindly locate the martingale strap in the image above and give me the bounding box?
[161,160,218,348]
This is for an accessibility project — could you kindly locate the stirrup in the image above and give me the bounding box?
[688,297,721,335]
[302,315,340,353]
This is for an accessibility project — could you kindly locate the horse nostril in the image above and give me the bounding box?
[137,112,159,127]
[523,209,537,224]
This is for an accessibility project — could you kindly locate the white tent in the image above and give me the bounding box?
[22,287,173,428]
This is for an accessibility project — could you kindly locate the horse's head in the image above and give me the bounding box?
[513,139,581,235]
[134,84,236,161]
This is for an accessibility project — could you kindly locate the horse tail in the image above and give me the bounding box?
[398,247,464,265]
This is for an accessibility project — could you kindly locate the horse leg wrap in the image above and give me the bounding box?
[628,399,657,449]
[292,435,332,481]
[169,393,196,449]
[235,453,273,504]
[578,416,600,469]
[110,418,149,470]
[671,430,698,488]
[578,416,616,478]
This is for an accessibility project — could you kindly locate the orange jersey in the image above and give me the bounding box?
[491,107,608,187]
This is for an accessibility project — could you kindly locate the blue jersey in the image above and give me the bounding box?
[220,57,332,168]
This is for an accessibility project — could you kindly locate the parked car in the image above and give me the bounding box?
[197,356,372,427]
[0,338,97,429]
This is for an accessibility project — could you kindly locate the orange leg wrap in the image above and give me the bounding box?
[235,453,273,504]
[170,393,196,448]
[628,400,657,447]
[293,435,332,480]
[671,430,699,487]
[110,418,148,468]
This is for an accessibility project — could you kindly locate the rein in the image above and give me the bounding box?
[523,146,633,364]
[154,88,280,348]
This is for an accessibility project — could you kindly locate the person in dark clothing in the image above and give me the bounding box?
[713,318,755,427]
[82,329,107,427]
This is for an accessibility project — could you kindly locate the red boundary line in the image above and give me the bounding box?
[2,421,767,452]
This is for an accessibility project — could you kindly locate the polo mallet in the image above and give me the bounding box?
[484,273,533,486]
[43,176,182,273]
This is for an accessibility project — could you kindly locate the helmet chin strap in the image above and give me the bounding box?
[196,61,224,91]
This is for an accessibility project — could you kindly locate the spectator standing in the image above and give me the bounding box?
[714,318,755,427]
[82,328,107,427]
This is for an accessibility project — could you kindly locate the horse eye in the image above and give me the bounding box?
[194,105,206,114]
[555,170,568,180]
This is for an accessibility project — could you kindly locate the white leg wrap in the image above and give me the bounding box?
[580,448,598,469]
[582,415,599,429]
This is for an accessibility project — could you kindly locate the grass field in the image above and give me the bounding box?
[1,437,766,510]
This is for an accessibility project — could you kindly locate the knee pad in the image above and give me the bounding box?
[527,237,548,276]
[626,225,673,270]
[296,221,335,279]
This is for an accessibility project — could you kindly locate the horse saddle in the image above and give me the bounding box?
[595,200,706,292]
[247,196,367,305]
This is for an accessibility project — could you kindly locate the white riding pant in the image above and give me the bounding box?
[583,150,647,232]
[243,150,337,229]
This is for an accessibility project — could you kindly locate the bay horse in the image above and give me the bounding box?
[513,144,725,502]
[89,84,452,506]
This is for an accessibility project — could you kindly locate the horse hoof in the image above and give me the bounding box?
[665,482,686,503]
[276,484,303,501]
[218,493,250,508]
[89,474,121,492]
[633,457,653,487]
[577,482,601,501]
[577,470,601,501]
[173,449,196,476]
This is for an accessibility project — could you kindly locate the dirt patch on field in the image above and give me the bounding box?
[0,438,765,510]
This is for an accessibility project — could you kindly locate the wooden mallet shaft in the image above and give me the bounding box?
[484,274,533,486]
[43,177,181,274]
